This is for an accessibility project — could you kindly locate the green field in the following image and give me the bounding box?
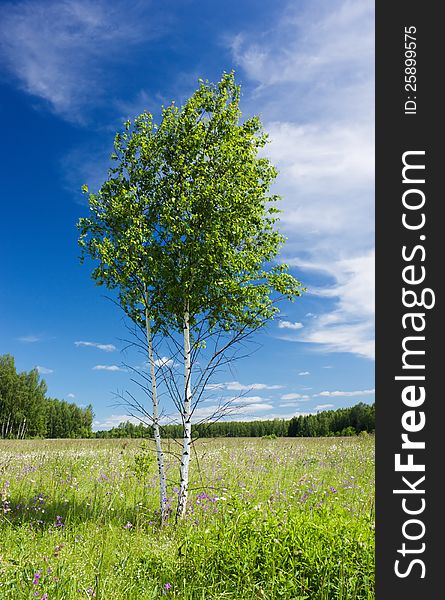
[1,436,374,599]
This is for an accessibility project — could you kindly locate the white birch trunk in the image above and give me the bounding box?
[5,414,11,438]
[144,300,168,523]
[177,306,192,520]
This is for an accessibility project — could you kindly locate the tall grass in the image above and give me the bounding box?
[0,437,374,599]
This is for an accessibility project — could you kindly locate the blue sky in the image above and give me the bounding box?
[0,0,374,430]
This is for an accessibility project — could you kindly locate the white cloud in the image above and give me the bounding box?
[203,395,269,405]
[230,0,374,360]
[279,252,375,360]
[315,404,335,411]
[75,341,116,352]
[17,334,41,343]
[298,371,310,376]
[278,320,304,330]
[93,365,126,372]
[280,393,310,401]
[67,393,76,399]
[316,388,375,397]
[228,381,283,391]
[208,381,283,391]
[36,366,53,374]
[0,0,161,122]
[154,356,174,368]
[93,414,139,431]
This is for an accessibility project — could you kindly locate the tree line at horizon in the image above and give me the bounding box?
[1,353,374,440]
[95,402,375,439]
[0,354,93,439]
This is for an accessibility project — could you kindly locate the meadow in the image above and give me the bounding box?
[0,436,374,599]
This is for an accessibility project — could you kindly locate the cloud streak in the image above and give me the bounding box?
[208,381,283,392]
[75,341,116,352]
[17,334,41,343]
[0,0,160,122]
[316,388,375,397]
[36,365,53,374]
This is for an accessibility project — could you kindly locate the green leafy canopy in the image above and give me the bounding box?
[77,72,306,334]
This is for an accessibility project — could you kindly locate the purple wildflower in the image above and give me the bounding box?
[164,583,172,590]
[124,521,133,529]
[330,486,337,493]
[55,515,64,528]
[32,571,41,585]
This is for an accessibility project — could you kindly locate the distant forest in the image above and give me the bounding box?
[97,402,375,439]
[0,354,93,439]
[1,354,374,440]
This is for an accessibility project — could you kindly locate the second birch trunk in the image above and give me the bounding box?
[176,307,192,520]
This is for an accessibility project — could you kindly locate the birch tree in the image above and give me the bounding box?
[77,138,169,521]
[78,72,305,521]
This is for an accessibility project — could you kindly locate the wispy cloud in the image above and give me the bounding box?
[278,320,304,330]
[230,0,374,360]
[316,388,375,397]
[298,371,310,376]
[17,334,41,343]
[315,404,335,411]
[36,365,53,374]
[67,393,76,399]
[0,0,162,122]
[93,365,126,372]
[208,381,283,391]
[293,252,375,359]
[75,341,116,352]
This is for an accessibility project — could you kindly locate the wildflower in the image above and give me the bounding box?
[32,571,42,585]
[330,486,337,493]
[55,515,64,528]
[164,583,172,590]
[124,521,133,529]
